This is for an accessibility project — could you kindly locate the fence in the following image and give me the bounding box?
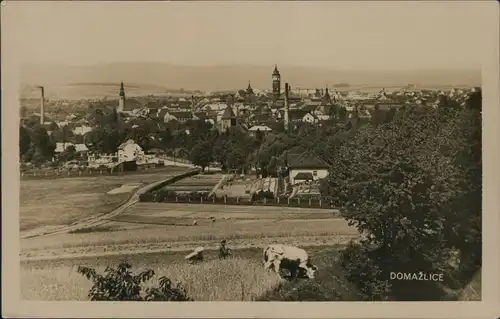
[19,165,191,180]
[139,193,336,210]
[160,156,193,165]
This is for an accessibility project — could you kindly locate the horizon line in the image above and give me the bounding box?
[21,62,482,73]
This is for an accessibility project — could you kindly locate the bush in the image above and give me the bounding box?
[339,242,392,301]
[257,280,342,301]
[77,262,192,301]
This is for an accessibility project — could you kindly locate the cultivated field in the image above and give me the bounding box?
[19,167,190,233]
[21,245,353,301]
[159,174,223,193]
[214,176,260,198]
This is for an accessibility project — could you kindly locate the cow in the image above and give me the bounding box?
[263,244,318,279]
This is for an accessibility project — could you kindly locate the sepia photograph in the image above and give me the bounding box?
[2,1,499,318]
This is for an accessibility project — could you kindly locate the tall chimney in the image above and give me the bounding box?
[284,83,289,131]
[39,86,45,125]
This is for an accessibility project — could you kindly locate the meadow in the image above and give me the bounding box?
[19,167,190,233]
[21,245,357,301]
[20,202,358,261]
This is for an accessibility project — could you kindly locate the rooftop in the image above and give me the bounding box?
[287,152,329,169]
[221,105,237,119]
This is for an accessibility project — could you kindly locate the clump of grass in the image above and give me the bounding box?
[21,257,282,301]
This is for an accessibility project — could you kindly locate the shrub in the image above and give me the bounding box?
[77,262,192,301]
[339,242,391,301]
[257,280,342,301]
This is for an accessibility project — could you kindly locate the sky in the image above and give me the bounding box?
[3,1,497,71]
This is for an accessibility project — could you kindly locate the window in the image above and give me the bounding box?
[313,170,318,177]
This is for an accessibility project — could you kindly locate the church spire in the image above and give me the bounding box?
[273,64,280,76]
[246,80,254,95]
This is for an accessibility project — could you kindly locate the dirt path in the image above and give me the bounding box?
[19,177,174,240]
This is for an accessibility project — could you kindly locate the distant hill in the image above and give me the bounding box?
[20,62,481,95]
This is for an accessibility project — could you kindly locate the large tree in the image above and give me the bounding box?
[28,124,56,161]
[322,92,483,298]
[189,141,214,172]
[323,104,480,295]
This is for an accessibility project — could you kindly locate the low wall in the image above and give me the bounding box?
[139,193,337,210]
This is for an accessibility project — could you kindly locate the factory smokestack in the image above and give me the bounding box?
[38,86,45,125]
[284,83,289,131]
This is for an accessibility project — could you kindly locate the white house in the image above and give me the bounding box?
[248,125,272,137]
[117,139,144,163]
[286,152,329,185]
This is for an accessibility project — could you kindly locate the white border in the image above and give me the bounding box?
[2,1,499,318]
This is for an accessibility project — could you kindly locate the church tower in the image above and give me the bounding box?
[118,81,126,112]
[272,65,281,101]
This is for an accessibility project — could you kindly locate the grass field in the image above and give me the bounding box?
[21,245,357,301]
[19,167,190,232]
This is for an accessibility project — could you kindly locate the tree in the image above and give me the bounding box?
[19,125,31,157]
[48,121,59,132]
[85,126,123,154]
[255,128,263,142]
[60,145,77,162]
[29,124,56,161]
[371,105,383,127]
[77,262,192,301]
[189,141,214,172]
[441,89,482,281]
[323,105,477,299]
[52,125,74,143]
[338,106,347,122]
